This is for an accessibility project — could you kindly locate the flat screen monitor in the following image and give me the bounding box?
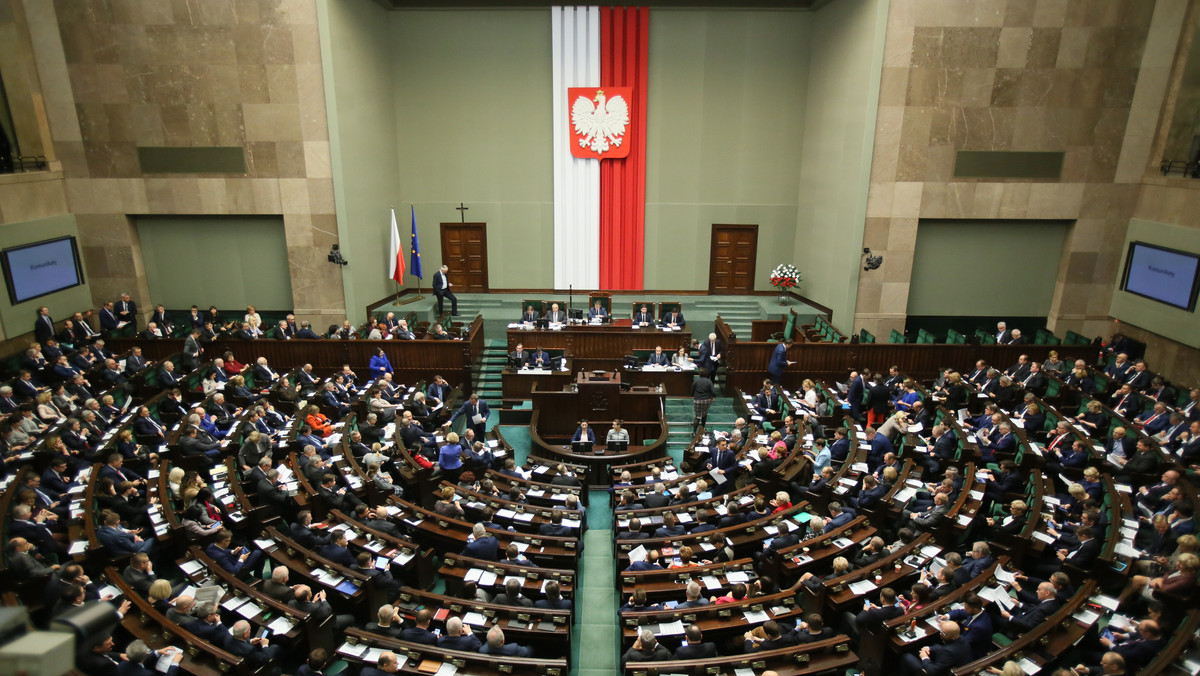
[1120,241,1200,311]
[607,439,628,452]
[572,440,593,454]
[568,308,584,320]
[1,236,85,305]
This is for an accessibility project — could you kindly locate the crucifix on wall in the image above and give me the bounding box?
[456,203,469,223]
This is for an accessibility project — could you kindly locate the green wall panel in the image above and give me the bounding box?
[907,219,1070,317]
[136,216,292,310]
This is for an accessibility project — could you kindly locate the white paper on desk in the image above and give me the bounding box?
[221,596,246,612]
[833,537,855,549]
[393,550,415,566]
[362,647,385,664]
[1074,608,1100,625]
[848,579,877,595]
[742,610,770,624]
[97,584,121,599]
[68,540,89,555]
[1091,594,1120,612]
[464,568,484,583]
[462,611,489,627]
[179,559,204,576]
[434,663,458,676]
[1018,657,1041,675]
[726,571,750,584]
[1115,542,1142,558]
[908,422,924,433]
[1032,531,1056,545]
[734,669,756,676]
[267,615,295,635]
[851,462,869,473]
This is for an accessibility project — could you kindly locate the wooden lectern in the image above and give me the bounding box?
[576,370,620,421]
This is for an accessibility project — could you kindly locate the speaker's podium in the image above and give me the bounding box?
[577,370,620,421]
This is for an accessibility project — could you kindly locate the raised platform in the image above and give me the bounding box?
[373,291,823,344]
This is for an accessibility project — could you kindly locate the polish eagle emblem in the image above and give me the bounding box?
[568,87,632,160]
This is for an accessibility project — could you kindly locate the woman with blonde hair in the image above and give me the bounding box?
[799,555,851,589]
[876,410,910,441]
[800,379,819,408]
[36,391,63,423]
[167,466,186,500]
[147,579,173,613]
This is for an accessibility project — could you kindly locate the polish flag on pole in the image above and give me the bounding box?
[388,207,405,283]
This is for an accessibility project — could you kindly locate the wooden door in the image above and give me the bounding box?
[439,223,489,292]
[708,224,758,294]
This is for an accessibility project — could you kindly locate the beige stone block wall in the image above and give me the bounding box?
[21,0,346,328]
[855,0,1157,347]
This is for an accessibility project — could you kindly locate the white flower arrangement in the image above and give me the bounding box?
[769,264,802,289]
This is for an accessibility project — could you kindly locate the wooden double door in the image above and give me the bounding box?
[439,223,489,291]
[709,224,758,294]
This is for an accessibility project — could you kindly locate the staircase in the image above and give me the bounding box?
[661,394,740,465]
[472,339,508,402]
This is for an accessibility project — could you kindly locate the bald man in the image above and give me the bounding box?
[901,621,971,676]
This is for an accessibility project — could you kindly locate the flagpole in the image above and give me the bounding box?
[412,203,421,299]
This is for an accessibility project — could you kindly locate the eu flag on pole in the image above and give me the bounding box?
[409,205,423,279]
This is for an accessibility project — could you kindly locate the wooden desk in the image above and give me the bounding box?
[506,322,692,368]
[530,411,669,487]
[530,376,665,436]
[502,366,573,398]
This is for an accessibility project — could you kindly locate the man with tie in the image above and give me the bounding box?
[132,406,166,445]
[527,346,552,369]
[633,304,653,326]
[939,595,992,659]
[157,360,180,389]
[1110,384,1139,418]
[1018,360,1047,395]
[588,299,608,321]
[660,307,685,328]
[98,301,120,333]
[520,305,540,323]
[1135,402,1171,435]
[123,346,148,376]
[34,306,56,343]
[252,357,278,384]
[509,343,528,368]
[450,393,490,440]
[97,510,154,556]
[706,438,737,490]
[1154,413,1189,449]
[115,293,138,329]
[544,302,566,323]
[1125,360,1152,391]
[432,264,458,315]
[646,345,671,367]
[100,454,145,489]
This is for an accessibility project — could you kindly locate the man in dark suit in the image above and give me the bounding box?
[295,321,321,339]
[437,617,482,652]
[34,307,55,343]
[97,510,153,556]
[182,604,229,646]
[1101,620,1163,673]
[697,334,723,377]
[252,357,278,385]
[432,264,458,315]
[633,305,654,326]
[519,305,539,323]
[847,370,865,422]
[224,620,280,668]
[509,343,528,368]
[316,474,364,512]
[1124,361,1152,392]
[461,523,499,560]
[660,307,685,328]
[944,595,992,659]
[319,531,356,567]
[900,621,972,676]
[995,582,1061,637]
[544,302,566,323]
[646,345,671,366]
[204,529,263,578]
[672,625,717,659]
[115,294,138,329]
[994,322,1011,344]
[400,608,439,645]
[854,587,905,633]
[289,511,329,549]
[744,620,796,652]
[450,393,490,440]
[526,346,552,369]
[706,438,737,488]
